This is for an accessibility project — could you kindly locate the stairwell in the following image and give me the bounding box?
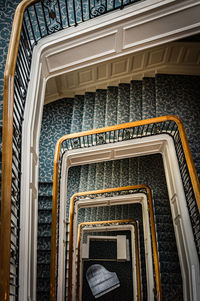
[37,74,200,300]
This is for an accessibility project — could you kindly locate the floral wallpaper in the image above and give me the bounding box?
[0,0,21,121]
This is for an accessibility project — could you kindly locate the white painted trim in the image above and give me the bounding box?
[19,0,200,299]
[72,194,153,301]
[57,135,200,300]
[80,225,138,301]
[19,52,47,300]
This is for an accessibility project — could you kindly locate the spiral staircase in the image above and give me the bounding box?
[0,1,200,301]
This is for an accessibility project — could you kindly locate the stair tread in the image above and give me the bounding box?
[142,77,156,119]
[117,83,130,124]
[36,77,189,299]
[130,80,142,122]
[105,86,118,127]
[70,95,85,133]
[82,92,95,131]
[93,89,107,128]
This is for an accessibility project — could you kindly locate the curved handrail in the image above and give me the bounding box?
[53,115,200,206]
[58,185,162,301]
[1,0,142,299]
[0,1,41,300]
[1,0,200,298]
[77,220,141,301]
[51,115,200,300]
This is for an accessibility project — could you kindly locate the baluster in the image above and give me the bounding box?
[89,0,91,18]
[18,42,30,79]
[57,0,63,29]
[64,0,70,27]
[34,4,43,38]
[22,20,34,51]
[80,0,84,21]
[41,1,49,35]
[17,48,29,85]
[72,0,78,26]
[26,8,37,44]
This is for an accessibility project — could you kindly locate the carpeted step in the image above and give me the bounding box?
[67,166,81,214]
[37,277,50,297]
[105,86,118,126]
[78,165,89,222]
[38,182,53,197]
[36,77,188,300]
[117,83,130,124]
[158,240,177,253]
[102,161,113,219]
[82,92,95,131]
[162,284,183,301]
[120,159,129,187]
[130,80,142,122]
[95,162,105,220]
[38,210,52,224]
[142,77,156,119]
[38,223,51,237]
[37,264,50,278]
[160,261,181,273]
[155,73,200,180]
[93,89,107,128]
[37,182,53,299]
[154,204,172,216]
[156,214,174,224]
[129,157,139,185]
[161,272,182,285]
[79,165,89,192]
[39,98,73,181]
[156,230,176,242]
[70,95,85,133]
[156,222,174,233]
[112,160,121,188]
[37,287,50,301]
[138,154,169,199]
[86,164,97,221]
[159,250,179,263]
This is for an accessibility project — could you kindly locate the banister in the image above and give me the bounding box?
[53,115,200,216]
[77,220,142,301]
[4,0,40,78]
[2,1,147,299]
[0,1,41,300]
[1,0,199,299]
[60,185,162,301]
[51,115,200,300]
[53,115,200,209]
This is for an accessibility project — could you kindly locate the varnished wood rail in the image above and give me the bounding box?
[51,185,162,301]
[1,0,200,299]
[0,1,43,300]
[50,115,200,300]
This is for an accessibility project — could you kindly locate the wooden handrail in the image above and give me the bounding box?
[53,115,200,208]
[1,1,199,300]
[51,115,200,300]
[0,1,41,300]
[64,185,162,301]
[76,220,142,301]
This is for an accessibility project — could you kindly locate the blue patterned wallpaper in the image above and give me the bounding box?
[0,0,21,121]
